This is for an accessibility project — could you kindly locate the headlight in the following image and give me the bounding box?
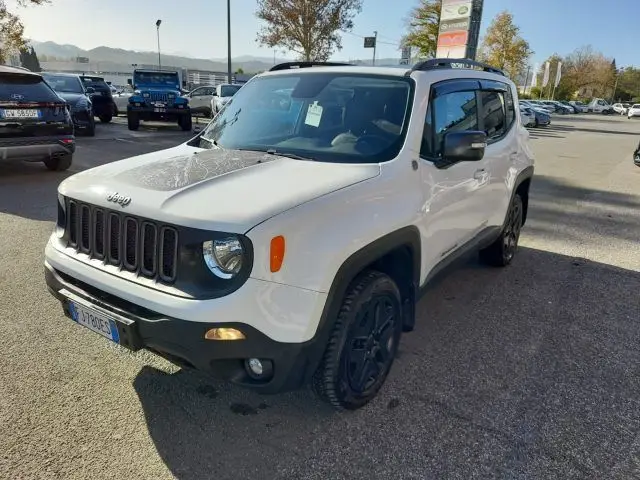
[143,92,150,98]
[203,238,243,279]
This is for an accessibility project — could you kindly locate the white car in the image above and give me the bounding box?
[628,104,640,119]
[613,103,628,115]
[182,85,217,117]
[520,105,535,127]
[44,59,534,410]
[211,83,243,115]
[569,100,589,113]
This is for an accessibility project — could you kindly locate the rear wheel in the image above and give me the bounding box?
[479,194,523,267]
[127,112,139,131]
[85,116,96,137]
[99,113,112,123]
[313,270,403,410]
[44,154,72,172]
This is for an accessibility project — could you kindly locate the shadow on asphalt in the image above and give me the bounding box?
[133,245,640,480]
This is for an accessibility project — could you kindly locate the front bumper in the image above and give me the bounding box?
[0,136,75,161]
[44,240,329,393]
[71,109,93,129]
[127,104,189,116]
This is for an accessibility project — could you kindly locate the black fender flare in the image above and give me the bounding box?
[509,165,534,226]
[301,226,421,380]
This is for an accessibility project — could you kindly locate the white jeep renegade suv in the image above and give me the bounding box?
[44,59,534,410]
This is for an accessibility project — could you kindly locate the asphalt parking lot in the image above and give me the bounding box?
[1,115,639,480]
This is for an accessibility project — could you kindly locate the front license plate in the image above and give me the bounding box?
[69,301,120,343]
[2,109,40,118]
[154,107,166,113]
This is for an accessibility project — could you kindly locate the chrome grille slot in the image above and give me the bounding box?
[141,222,157,276]
[150,92,169,103]
[123,217,139,271]
[94,209,105,259]
[65,199,179,284]
[79,205,91,253]
[159,227,178,282]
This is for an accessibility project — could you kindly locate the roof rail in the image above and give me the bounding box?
[410,58,505,76]
[269,61,353,72]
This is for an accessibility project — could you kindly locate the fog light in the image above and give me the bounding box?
[204,328,245,341]
[244,358,274,380]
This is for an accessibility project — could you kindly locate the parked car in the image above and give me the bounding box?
[41,72,95,136]
[540,100,572,114]
[612,103,628,115]
[525,100,555,114]
[519,105,535,127]
[522,104,551,127]
[112,91,132,116]
[568,100,589,113]
[0,65,75,171]
[588,98,614,114]
[627,104,640,119]
[182,85,216,117]
[43,58,535,410]
[211,83,243,115]
[521,100,554,118]
[79,75,116,123]
[558,101,580,113]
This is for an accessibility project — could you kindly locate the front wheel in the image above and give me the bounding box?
[179,114,192,131]
[84,116,96,137]
[127,113,139,131]
[43,154,72,172]
[479,193,523,267]
[313,271,403,410]
[99,113,112,123]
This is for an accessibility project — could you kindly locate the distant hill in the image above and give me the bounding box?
[29,40,405,73]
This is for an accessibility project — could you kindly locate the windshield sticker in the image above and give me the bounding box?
[305,101,323,127]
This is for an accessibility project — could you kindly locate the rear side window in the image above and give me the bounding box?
[421,90,478,159]
[479,91,505,140]
[0,73,60,102]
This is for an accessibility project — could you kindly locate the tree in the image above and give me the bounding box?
[255,0,362,61]
[235,67,244,74]
[19,45,41,71]
[0,0,49,64]
[478,11,532,79]
[402,0,441,58]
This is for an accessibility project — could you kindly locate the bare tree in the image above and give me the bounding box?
[255,0,363,62]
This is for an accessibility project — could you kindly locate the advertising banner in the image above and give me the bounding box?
[436,0,481,59]
[554,61,562,87]
[541,61,550,87]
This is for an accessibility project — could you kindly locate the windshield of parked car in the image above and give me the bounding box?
[199,73,413,164]
[42,74,84,94]
[134,72,178,86]
[219,85,242,97]
[633,104,640,109]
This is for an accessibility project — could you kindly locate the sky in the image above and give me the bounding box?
[7,0,640,67]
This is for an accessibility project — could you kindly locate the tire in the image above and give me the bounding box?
[479,193,524,267]
[534,118,539,128]
[99,113,112,123]
[127,113,139,131]
[179,114,192,131]
[85,116,96,137]
[312,270,403,410]
[43,154,72,172]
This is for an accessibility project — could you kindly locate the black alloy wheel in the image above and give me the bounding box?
[479,194,524,267]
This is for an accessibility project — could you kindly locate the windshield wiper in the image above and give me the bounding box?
[265,149,315,161]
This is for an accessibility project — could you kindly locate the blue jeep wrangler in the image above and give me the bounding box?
[126,69,192,131]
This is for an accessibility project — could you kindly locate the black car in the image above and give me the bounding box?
[79,75,115,123]
[42,72,95,136]
[0,66,75,171]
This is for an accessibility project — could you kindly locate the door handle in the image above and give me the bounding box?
[473,168,487,180]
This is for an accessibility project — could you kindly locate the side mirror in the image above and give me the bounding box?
[127,79,133,86]
[85,86,95,94]
[442,131,487,163]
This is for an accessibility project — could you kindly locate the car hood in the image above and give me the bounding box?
[55,92,87,104]
[58,144,380,233]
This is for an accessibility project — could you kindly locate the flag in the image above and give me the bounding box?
[530,63,538,88]
[541,61,550,88]
[554,61,562,87]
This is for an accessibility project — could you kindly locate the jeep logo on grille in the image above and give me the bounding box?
[107,192,131,207]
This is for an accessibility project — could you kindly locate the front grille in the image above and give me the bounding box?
[66,199,178,283]
[150,92,169,103]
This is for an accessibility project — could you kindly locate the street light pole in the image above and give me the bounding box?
[156,19,162,70]
[227,0,232,83]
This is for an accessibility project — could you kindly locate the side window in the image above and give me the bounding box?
[505,87,515,127]
[421,90,478,159]
[191,88,203,97]
[480,90,506,140]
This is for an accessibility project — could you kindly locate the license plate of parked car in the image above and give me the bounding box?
[154,107,166,113]
[2,109,40,118]
[69,301,120,343]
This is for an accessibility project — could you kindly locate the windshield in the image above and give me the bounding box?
[199,73,413,164]
[134,71,178,86]
[42,74,83,94]
[220,85,242,97]
[633,105,640,109]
